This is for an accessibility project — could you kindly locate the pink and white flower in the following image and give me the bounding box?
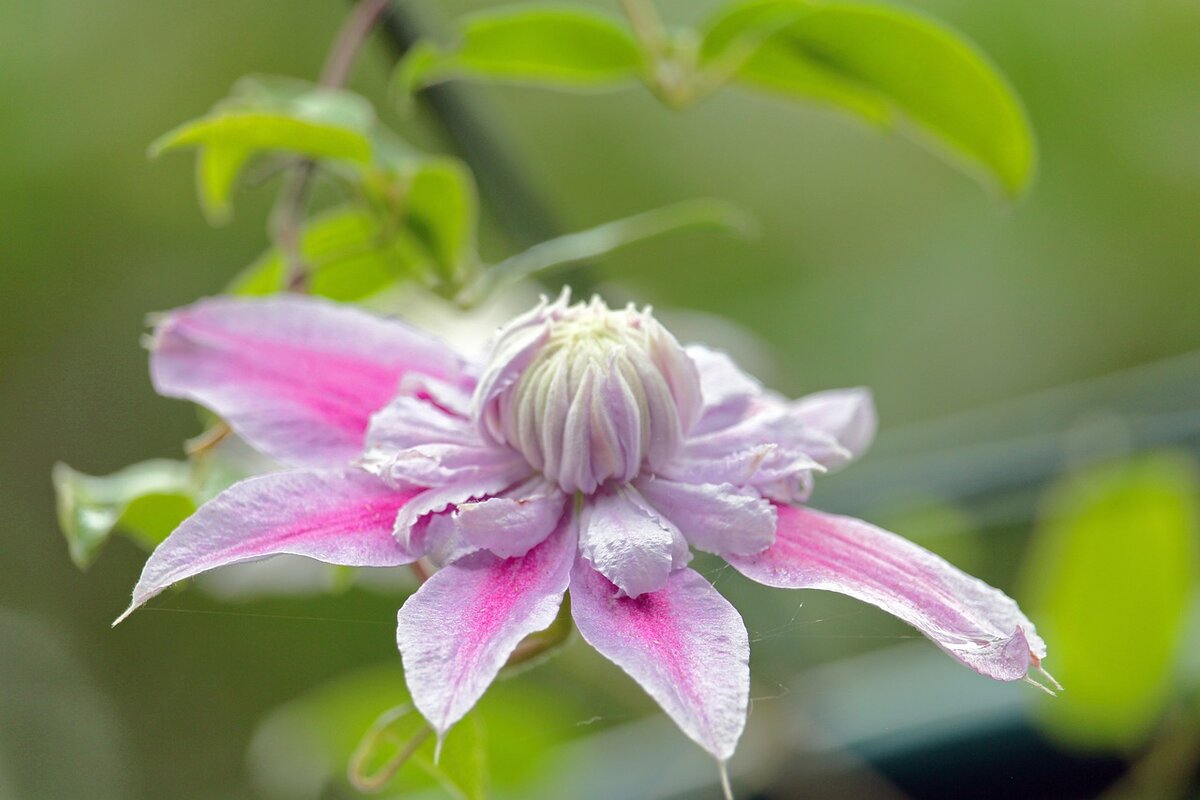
[118,290,1050,776]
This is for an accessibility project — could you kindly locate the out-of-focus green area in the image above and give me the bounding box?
[3,1,1199,798]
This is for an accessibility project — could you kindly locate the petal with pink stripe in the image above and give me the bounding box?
[150,296,465,467]
[569,561,749,762]
[727,504,1047,681]
[396,513,576,736]
[115,469,419,624]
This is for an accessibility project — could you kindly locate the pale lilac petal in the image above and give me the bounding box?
[396,515,576,735]
[150,296,466,467]
[472,291,567,444]
[115,470,418,623]
[660,407,825,500]
[361,391,528,489]
[392,470,533,557]
[366,395,477,453]
[569,561,749,762]
[362,442,530,490]
[791,387,877,469]
[578,486,689,598]
[727,505,1047,681]
[454,480,568,558]
[685,345,763,434]
[635,477,776,557]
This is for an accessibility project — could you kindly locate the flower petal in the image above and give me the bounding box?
[727,504,1047,681]
[115,470,418,624]
[569,561,749,762]
[791,388,877,469]
[396,514,577,736]
[391,470,532,558]
[686,345,763,435]
[635,477,776,557]
[454,480,568,558]
[578,486,688,598]
[150,296,465,467]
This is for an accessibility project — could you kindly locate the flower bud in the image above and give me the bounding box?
[473,293,701,493]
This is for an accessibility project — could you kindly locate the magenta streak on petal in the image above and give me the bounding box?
[175,318,409,434]
[396,516,577,735]
[117,470,420,625]
[219,494,416,561]
[728,505,1044,681]
[569,562,749,762]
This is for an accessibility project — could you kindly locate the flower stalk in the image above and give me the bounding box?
[272,0,392,292]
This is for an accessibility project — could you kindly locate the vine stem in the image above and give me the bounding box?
[272,0,392,292]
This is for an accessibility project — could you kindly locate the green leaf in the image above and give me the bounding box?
[397,6,644,94]
[150,111,372,164]
[405,157,479,282]
[230,206,427,301]
[458,198,754,305]
[1023,453,1200,750]
[152,77,377,222]
[195,145,252,225]
[53,460,196,569]
[700,0,1035,196]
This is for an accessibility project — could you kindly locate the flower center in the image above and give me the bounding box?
[473,294,701,494]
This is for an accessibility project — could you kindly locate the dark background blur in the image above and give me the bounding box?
[3,1,1199,798]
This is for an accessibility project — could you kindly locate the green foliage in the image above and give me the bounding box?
[397,6,644,94]
[230,206,429,300]
[398,0,1035,196]
[402,157,479,283]
[151,76,376,224]
[53,460,196,569]
[700,1,1035,195]
[1024,453,1200,751]
[350,704,486,798]
[230,153,481,299]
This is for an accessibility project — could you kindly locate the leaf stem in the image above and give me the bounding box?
[620,0,668,56]
[456,198,755,306]
[273,0,392,292]
[348,704,434,793]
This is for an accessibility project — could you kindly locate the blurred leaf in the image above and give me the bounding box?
[458,198,754,304]
[397,6,644,94]
[249,664,487,800]
[350,704,486,799]
[250,658,592,799]
[53,460,196,569]
[700,0,1035,195]
[1024,452,1200,750]
[152,77,376,221]
[150,112,372,164]
[230,206,427,301]
[195,146,252,225]
[405,158,479,283]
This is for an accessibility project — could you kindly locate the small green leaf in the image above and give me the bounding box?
[53,460,196,569]
[700,0,1035,195]
[1024,453,1200,751]
[397,5,644,94]
[195,145,252,225]
[152,77,377,222]
[230,206,427,301]
[405,158,479,282]
[151,112,372,164]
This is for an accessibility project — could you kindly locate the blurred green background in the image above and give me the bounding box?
[3,1,1199,798]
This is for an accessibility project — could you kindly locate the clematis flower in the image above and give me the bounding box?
[118,290,1052,787]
